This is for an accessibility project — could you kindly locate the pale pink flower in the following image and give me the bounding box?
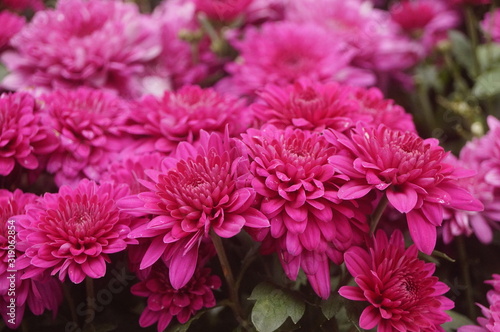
[15,179,136,284]
[126,85,250,153]
[0,92,58,176]
[131,262,221,332]
[459,274,500,332]
[443,116,500,243]
[0,11,25,51]
[241,125,369,299]
[216,21,374,97]
[0,189,63,329]
[118,131,269,289]
[481,9,500,42]
[285,0,424,72]
[326,124,483,254]
[39,88,131,187]
[1,0,160,98]
[390,0,460,52]
[339,230,454,331]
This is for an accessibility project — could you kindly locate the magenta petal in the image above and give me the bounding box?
[359,305,381,330]
[406,210,436,255]
[386,185,418,213]
[0,157,15,175]
[338,181,373,200]
[339,286,365,301]
[242,208,270,229]
[214,214,245,238]
[169,246,198,289]
[344,248,371,277]
[140,237,168,269]
[81,257,106,279]
[261,197,285,216]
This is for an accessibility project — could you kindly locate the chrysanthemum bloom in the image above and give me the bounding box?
[39,88,131,187]
[285,0,423,72]
[0,189,63,329]
[216,21,374,97]
[1,0,160,98]
[481,9,500,42]
[390,0,460,52]
[0,92,58,176]
[15,179,136,284]
[0,11,25,51]
[326,124,483,254]
[442,116,500,244]
[118,131,269,289]
[339,230,454,331]
[241,125,369,299]
[131,262,221,332]
[194,0,253,22]
[458,274,500,332]
[126,85,250,153]
[252,81,416,134]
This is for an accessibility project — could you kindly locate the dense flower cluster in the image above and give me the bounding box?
[0,0,496,330]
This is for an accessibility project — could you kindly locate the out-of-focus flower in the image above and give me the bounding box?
[194,0,253,22]
[119,131,269,289]
[0,11,25,51]
[131,262,221,332]
[390,0,460,52]
[216,21,374,97]
[39,88,131,187]
[0,92,58,176]
[241,125,369,299]
[451,0,490,6]
[285,0,423,72]
[326,124,483,254]
[0,189,63,329]
[443,116,500,244]
[339,230,454,331]
[481,9,500,42]
[1,0,160,98]
[458,274,500,332]
[126,85,250,154]
[0,0,44,11]
[16,179,136,284]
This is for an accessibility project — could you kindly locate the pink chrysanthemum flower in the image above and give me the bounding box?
[285,0,423,72]
[118,131,269,289]
[390,0,460,52]
[241,125,369,299]
[0,0,44,11]
[481,9,500,42]
[216,21,374,97]
[126,85,250,153]
[0,11,25,51]
[194,0,253,22]
[0,189,63,329]
[15,179,136,284]
[459,274,500,332]
[252,81,416,133]
[39,88,131,187]
[326,124,483,254]
[1,0,160,98]
[0,92,58,176]
[443,116,500,243]
[339,230,454,331]
[131,262,221,332]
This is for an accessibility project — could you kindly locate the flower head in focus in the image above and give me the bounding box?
[326,124,483,254]
[0,92,58,177]
[16,179,135,284]
[241,125,369,299]
[339,230,454,331]
[119,131,269,289]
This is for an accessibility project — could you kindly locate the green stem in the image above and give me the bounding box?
[63,283,79,325]
[210,231,250,331]
[465,5,481,77]
[370,194,389,235]
[456,236,476,319]
[85,277,95,327]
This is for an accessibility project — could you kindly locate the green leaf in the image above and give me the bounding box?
[449,30,475,76]
[0,64,7,83]
[165,310,205,332]
[472,67,500,98]
[477,43,500,72]
[320,295,341,320]
[249,282,305,332]
[442,310,476,331]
